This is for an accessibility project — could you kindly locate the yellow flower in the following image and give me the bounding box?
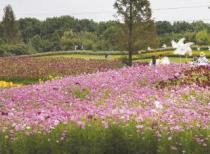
[0,81,22,88]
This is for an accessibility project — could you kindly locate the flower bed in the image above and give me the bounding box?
[0,64,209,153]
[0,81,21,88]
[0,56,123,84]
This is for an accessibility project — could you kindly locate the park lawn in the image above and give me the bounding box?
[136,57,194,63]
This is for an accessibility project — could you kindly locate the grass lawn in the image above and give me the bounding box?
[137,57,193,63]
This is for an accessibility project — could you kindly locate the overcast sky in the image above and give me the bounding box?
[0,0,210,22]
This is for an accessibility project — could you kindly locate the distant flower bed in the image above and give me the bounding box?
[0,56,123,83]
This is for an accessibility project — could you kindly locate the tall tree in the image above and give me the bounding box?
[2,5,21,43]
[114,0,152,66]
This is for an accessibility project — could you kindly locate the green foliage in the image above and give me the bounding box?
[71,87,90,99]
[159,30,210,47]
[157,21,210,47]
[156,21,173,36]
[18,18,42,43]
[60,30,80,50]
[114,0,152,24]
[30,35,53,52]
[0,123,209,154]
[195,30,210,45]
[173,21,193,33]
[114,0,152,65]
[1,5,21,43]
[79,31,98,50]
[155,21,210,36]
[0,43,30,56]
[1,5,210,55]
[101,22,125,51]
[60,30,100,51]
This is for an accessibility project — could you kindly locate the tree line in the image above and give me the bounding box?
[0,4,210,57]
[156,21,210,46]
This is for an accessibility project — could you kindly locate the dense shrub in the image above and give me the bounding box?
[0,43,30,56]
[0,123,209,154]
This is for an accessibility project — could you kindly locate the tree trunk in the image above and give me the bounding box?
[128,0,133,66]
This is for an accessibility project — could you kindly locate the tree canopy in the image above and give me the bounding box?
[0,4,210,56]
[114,0,152,65]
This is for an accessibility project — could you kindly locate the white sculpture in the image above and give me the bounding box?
[197,47,200,51]
[171,38,194,56]
[162,44,167,48]
[208,46,210,51]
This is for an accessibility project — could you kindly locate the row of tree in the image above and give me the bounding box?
[156,21,210,45]
[0,3,157,56]
[1,3,210,64]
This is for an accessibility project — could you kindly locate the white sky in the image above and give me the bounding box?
[0,0,210,22]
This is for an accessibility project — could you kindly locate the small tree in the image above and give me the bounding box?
[2,5,21,43]
[114,0,152,66]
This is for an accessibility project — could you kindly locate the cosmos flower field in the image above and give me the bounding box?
[0,58,209,153]
[0,57,122,84]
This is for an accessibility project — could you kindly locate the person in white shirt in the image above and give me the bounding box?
[197,52,209,66]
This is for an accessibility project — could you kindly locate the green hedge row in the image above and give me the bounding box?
[142,46,210,54]
[0,43,31,56]
[32,50,129,57]
[0,123,209,154]
[139,50,210,60]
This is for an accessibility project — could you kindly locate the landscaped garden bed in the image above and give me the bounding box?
[0,64,209,153]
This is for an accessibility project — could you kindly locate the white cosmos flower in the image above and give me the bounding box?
[154,101,163,109]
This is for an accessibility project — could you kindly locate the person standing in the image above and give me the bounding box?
[152,56,157,66]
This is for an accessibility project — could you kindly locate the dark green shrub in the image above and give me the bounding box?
[0,43,30,56]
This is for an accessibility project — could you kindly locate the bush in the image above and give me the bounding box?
[30,35,54,52]
[0,43,30,56]
[0,123,209,154]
